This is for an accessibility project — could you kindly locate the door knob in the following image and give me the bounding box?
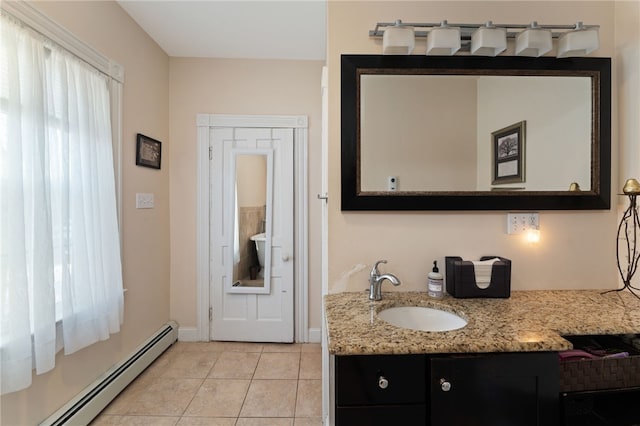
[440,378,451,392]
[282,254,291,262]
[378,376,389,389]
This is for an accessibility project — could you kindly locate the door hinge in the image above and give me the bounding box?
[209,307,212,321]
[209,146,213,160]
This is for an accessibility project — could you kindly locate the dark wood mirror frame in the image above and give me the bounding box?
[341,54,611,211]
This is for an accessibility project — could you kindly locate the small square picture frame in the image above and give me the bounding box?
[136,133,161,170]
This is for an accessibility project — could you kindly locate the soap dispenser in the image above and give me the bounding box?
[428,260,444,299]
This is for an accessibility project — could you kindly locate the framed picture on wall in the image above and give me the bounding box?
[136,133,162,169]
[492,121,526,185]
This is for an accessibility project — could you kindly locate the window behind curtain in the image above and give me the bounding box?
[0,10,124,395]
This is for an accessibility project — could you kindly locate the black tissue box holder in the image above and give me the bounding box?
[445,256,511,298]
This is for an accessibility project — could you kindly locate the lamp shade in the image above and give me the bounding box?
[471,22,506,56]
[516,22,552,57]
[383,20,415,55]
[426,21,460,55]
[557,22,599,57]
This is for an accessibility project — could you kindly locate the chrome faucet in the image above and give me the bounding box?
[369,260,401,301]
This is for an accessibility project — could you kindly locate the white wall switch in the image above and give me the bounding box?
[388,176,398,191]
[136,193,155,209]
[507,212,539,234]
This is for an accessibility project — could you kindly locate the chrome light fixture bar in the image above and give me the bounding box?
[370,20,599,57]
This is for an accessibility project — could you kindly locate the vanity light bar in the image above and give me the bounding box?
[370,21,600,56]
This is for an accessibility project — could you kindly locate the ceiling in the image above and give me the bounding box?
[117,1,327,60]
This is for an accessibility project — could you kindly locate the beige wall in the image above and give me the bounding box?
[1,1,171,424]
[237,155,267,207]
[361,75,477,191]
[169,58,324,332]
[616,1,640,182]
[327,1,626,294]
[477,77,592,190]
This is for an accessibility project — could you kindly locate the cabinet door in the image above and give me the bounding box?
[336,354,426,406]
[430,352,559,426]
[335,354,427,426]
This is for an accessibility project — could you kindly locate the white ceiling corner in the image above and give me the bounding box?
[116,0,327,60]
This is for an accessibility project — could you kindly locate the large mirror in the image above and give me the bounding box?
[341,55,611,210]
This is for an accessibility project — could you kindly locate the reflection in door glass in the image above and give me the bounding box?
[232,154,268,289]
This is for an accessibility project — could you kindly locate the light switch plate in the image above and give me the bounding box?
[136,193,154,209]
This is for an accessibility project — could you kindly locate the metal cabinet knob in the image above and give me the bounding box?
[378,376,389,389]
[440,378,451,392]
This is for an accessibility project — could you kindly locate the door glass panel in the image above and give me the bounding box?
[226,152,273,294]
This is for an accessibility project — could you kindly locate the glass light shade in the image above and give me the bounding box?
[383,23,415,55]
[426,24,460,55]
[516,27,552,57]
[471,24,506,56]
[557,24,599,58]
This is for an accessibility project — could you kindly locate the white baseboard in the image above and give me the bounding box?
[41,322,178,426]
[178,327,199,342]
[308,327,321,343]
[180,326,320,343]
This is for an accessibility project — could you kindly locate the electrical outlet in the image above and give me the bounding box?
[136,193,154,209]
[507,212,539,234]
[388,176,397,191]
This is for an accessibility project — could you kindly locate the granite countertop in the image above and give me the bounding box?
[324,290,640,355]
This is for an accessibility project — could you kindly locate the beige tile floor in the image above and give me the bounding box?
[91,342,323,426]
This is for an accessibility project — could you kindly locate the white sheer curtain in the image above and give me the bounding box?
[0,15,123,395]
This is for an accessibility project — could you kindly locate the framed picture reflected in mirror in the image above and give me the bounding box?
[492,121,526,185]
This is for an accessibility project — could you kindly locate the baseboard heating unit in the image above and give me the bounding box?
[40,320,178,426]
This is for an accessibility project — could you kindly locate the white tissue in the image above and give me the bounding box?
[471,258,501,289]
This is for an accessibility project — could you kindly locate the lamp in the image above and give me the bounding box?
[426,20,461,56]
[471,21,506,56]
[610,178,640,299]
[568,182,582,191]
[557,22,599,58]
[370,20,600,57]
[526,228,541,244]
[382,20,415,55]
[516,21,552,57]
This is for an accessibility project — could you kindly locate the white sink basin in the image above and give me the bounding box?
[377,306,467,332]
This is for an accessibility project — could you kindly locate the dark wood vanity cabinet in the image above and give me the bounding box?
[335,352,559,426]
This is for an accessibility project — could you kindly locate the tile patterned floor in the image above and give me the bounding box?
[91,342,323,426]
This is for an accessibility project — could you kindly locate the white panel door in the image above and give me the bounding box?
[210,127,294,342]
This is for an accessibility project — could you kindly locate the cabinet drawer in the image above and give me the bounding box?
[335,354,426,406]
[560,334,640,392]
[336,404,426,426]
